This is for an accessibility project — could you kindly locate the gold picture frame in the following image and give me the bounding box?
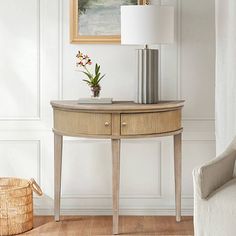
[70,0,145,44]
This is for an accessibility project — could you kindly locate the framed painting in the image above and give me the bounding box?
[70,0,145,44]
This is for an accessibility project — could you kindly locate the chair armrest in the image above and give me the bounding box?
[193,142,236,199]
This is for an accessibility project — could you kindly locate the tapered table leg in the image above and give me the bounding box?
[54,133,63,222]
[112,139,121,235]
[174,133,182,222]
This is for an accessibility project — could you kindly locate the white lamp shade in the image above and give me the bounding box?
[121,5,174,45]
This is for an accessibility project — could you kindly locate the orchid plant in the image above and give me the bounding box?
[76,51,105,97]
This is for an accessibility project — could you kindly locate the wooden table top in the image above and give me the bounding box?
[51,100,185,112]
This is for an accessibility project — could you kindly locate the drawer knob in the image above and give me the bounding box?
[122,122,127,127]
[104,122,110,126]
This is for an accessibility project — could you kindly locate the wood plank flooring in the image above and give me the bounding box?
[22,216,193,236]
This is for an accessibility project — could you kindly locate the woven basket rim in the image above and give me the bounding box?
[0,177,30,193]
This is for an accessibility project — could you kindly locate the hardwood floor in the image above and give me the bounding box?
[22,216,193,236]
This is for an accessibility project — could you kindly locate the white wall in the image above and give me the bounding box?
[0,0,215,216]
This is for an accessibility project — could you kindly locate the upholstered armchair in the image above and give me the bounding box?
[193,137,236,236]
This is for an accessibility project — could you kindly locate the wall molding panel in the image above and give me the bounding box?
[0,140,41,183]
[0,0,41,120]
[61,139,162,200]
[176,0,215,121]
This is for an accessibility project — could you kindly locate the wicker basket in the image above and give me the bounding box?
[0,178,43,236]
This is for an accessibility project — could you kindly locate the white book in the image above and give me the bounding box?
[78,97,113,104]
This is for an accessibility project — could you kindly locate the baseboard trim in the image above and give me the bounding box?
[35,207,193,216]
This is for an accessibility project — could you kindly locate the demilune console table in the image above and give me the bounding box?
[51,100,184,235]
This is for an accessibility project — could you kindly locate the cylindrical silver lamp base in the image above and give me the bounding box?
[135,49,159,104]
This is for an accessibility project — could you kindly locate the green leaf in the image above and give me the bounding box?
[99,74,105,80]
[95,63,100,75]
[95,64,97,74]
[97,74,105,84]
[97,78,102,84]
[82,79,92,85]
[82,71,93,79]
[95,73,101,84]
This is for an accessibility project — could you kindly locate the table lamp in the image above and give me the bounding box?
[121,3,174,104]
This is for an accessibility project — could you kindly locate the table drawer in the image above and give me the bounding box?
[54,110,112,136]
[121,110,181,136]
